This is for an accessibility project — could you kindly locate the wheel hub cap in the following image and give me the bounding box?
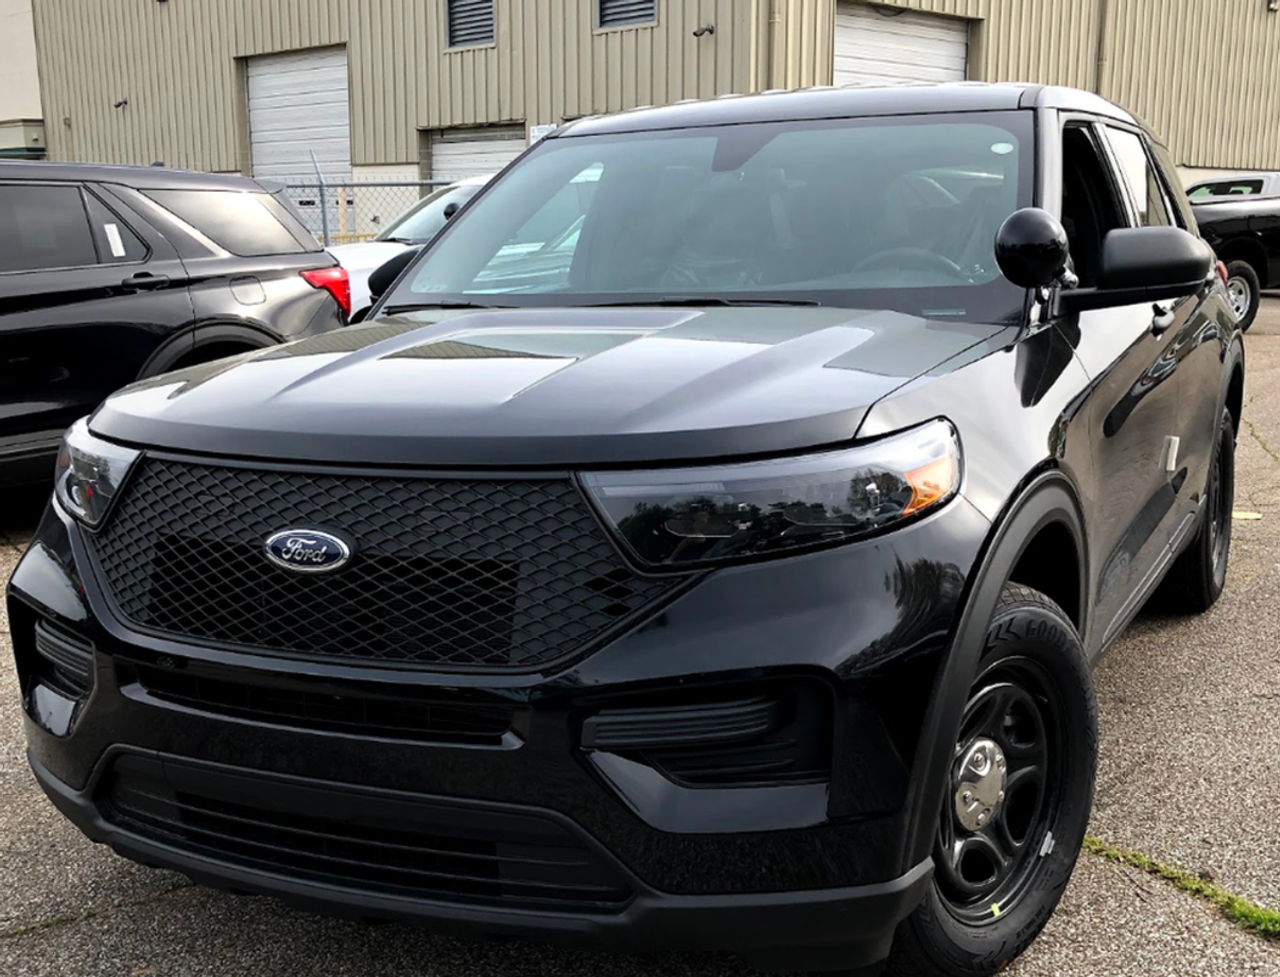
[954,738,1007,832]
[1227,278,1250,318]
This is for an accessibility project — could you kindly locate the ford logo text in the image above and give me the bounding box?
[264,529,352,574]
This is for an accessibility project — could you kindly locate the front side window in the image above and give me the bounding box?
[387,112,1034,324]
[0,184,98,273]
[1189,180,1265,199]
[377,184,482,243]
[1103,128,1174,228]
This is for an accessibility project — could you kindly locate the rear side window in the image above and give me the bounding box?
[1102,128,1174,228]
[144,189,318,256]
[0,184,98,272]
[84,193,149,262]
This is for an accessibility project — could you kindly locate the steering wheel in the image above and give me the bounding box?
[853,247,968,280]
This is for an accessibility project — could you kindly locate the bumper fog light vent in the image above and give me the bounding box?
[581,696,781,751]
[581,683,833,789]
[34,620,94,698]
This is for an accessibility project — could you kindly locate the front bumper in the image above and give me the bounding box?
[32,749,932,968]
[9,494,990,966]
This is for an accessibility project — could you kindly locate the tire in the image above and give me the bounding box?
[1224,260,1261,332]
[1155,408,1235,613]
[886,585,1097,977]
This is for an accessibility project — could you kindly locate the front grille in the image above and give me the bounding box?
[90,458,683,671]
[101,755,632,912]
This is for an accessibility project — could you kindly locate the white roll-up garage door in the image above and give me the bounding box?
[834,3,968,88]
[248,47,352,184]
[428,126,528,184]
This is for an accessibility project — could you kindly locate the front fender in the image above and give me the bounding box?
[899,473,1088,874]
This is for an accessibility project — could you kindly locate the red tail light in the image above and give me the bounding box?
[1217,261,1229,287]
[301,266,352,318]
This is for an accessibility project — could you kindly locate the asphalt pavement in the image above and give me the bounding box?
[4,304,1280,976]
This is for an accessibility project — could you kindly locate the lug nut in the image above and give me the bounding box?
[962,790,973,804]
[997,790,1006,802]
[976,812,988,826]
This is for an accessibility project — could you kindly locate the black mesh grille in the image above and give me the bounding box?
[90,458,681,671]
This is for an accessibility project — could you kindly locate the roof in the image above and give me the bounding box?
[557,83,1141,137]
[0,160,267,191]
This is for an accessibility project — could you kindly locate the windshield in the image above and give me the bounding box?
[385,112,1034,322]
[376,184,483,242]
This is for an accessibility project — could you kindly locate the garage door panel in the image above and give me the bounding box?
[429,127,528,184]
[249,47,352,184]
[834,2,968,88]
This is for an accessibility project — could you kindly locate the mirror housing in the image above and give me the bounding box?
[367,247,422,307]
[1060,227,1215,313]
[995,208,1070,289]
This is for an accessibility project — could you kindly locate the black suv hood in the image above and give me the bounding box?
[93,308,1010,467]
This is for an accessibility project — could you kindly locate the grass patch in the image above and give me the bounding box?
[1084,836,1280,941]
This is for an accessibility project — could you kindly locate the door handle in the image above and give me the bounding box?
[1151,302,1175,334]
[121,272,170,291]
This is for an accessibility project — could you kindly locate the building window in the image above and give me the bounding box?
[598,0,657,29]
[447,0,495,48]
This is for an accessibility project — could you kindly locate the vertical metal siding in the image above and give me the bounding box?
[30,0,1280,173]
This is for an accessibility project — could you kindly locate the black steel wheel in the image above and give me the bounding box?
[934,659,1062,925]
[887,585,1096,977]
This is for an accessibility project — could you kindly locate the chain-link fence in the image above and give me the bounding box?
[281,180,452,247]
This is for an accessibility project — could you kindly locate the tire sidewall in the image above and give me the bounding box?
[898,591,1097,975]
[1205,409,1236,597]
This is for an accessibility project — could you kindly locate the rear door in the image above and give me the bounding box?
[1055,121,1187,651]
[0,181,193,465]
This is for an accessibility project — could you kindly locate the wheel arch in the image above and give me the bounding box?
[900,472,1089,873]
[137,321,281,379]
[1216,237,1270,287]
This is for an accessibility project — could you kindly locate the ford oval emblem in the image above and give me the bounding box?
[264,528,352,574]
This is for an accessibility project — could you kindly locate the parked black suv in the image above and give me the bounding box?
[0,162,349,486]
[1190,190,1280,331]
[9,85,1242,976]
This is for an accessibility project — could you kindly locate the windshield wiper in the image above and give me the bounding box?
[381,301,505,314]
[583,296,823,308]
[380,236,420,245]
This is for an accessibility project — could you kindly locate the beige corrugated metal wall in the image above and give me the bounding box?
[33,0,761,172]
[29,0,1280,173]
[851,0,1280,169]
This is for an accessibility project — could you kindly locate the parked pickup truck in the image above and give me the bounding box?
[1191,191,1280,330]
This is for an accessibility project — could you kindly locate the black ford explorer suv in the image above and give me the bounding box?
[0,162,349,487]
[9,85,1241,976]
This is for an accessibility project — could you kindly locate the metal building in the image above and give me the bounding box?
[28,0,1280,188]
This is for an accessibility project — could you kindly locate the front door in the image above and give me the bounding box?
[1054,122,1187,652]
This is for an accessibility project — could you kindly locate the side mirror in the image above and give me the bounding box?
[1061,227,1214,313]
[367,247,422,306]
[994,208,1070,289]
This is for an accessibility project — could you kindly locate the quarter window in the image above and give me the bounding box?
[144,189,312,257]
[0,185,98,273]
[1102,128,1174,228]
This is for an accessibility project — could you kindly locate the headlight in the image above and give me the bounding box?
[54,418,141,527]
[581,420,961,568]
